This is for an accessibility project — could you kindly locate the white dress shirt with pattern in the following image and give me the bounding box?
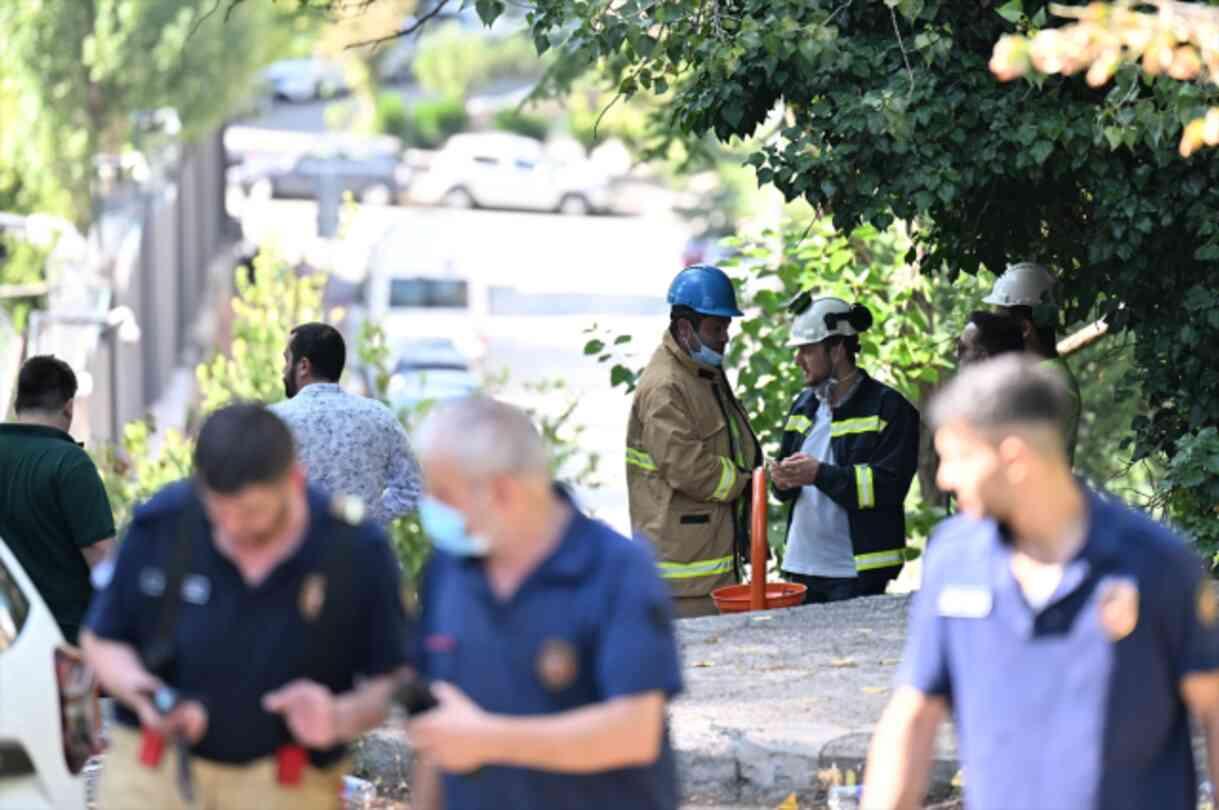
[270,383,422,526]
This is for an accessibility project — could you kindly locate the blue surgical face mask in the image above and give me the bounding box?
[691,343,724,368]
[683,330,725,368]
[418,496,489,557]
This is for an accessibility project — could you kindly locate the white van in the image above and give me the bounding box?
[358,226,489,382]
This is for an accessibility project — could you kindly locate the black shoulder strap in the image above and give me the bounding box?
[142,495,201,674]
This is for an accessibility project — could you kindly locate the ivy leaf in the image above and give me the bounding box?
[723,101,745,128]
[996,0,1023,24]
[583,339,606,355]
[898,0,924,22]
[614,334,633,345]
[1030,140,1053,165]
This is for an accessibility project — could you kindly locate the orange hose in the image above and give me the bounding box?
[750,467,767,611]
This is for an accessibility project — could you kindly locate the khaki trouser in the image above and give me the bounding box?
[99,725,349,810]
[673,595,720,619]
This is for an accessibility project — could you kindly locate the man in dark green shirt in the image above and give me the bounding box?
[0,355,115,643]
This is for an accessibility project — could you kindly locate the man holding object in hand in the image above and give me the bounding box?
[771,294,920,604]
[82,404,412,810]
[408,397,682,810]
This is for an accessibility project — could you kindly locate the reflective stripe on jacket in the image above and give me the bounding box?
[627,331,761,598]
[773,372,920,580]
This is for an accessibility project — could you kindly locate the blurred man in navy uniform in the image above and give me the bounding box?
[406,396,683,810]
[864,356,1219,810]
[81,403,411,810]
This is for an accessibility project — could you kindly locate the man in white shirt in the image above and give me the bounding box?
[271,323,421,525]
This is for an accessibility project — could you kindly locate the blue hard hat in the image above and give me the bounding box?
[667,265,744,318]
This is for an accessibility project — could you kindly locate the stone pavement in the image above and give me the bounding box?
[354,595,961,807]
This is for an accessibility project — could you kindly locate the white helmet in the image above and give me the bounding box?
[982,262,1057,308]
[787,296,860,348]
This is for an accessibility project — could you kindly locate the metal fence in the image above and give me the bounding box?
[21,129,237,444]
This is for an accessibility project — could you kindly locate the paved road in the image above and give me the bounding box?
[239,197,694,533]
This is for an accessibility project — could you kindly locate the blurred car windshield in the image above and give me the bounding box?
[388,277,469,309]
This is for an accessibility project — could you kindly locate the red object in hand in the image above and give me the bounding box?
[276,745,306,786]
[139,729,166,767]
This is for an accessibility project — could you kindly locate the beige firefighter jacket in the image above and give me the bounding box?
[626,331,762,598]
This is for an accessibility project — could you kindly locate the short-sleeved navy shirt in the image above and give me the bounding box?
[900,488,1219,810]
[417,496,683,810]
[84,481,412,766]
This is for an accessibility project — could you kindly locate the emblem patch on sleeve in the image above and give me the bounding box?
[1198,579,1217,628]
[1098,578,1139,642]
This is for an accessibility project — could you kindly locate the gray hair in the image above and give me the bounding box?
[929,354,1073,444]
[414,395,551,477]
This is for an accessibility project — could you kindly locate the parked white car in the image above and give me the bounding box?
[409,133,614,215]
[261,59,347,103]
[0,540,101,810]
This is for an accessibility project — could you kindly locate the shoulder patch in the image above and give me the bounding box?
[331,494,367,526]
[1198,579,1217,628]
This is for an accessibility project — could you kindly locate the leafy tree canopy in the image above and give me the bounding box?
[483,0,1219,473]
[0,0,290,226]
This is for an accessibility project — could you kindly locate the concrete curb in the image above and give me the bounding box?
[353,596,964,805]
[352,721,961,805]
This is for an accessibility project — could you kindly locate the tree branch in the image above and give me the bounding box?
[224,0,247,23]
[346,0,454,50]
[189,0,223,38]
[890,7,915,101]
[593,91,624,142]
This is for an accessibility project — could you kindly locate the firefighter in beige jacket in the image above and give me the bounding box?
[627,266,761,618]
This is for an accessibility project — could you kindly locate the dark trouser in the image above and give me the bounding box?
[783,571,891,605]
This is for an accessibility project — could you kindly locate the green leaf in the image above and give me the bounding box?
[898,0,925,21]
[1103,127,1124,151]
[996,0,1023,23]
[614,334,633,345]
[610,364,635,388]
[1030,140,1053,165]
[475,0,505,26]
[723,101,745,128]
[583,339,606,355]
